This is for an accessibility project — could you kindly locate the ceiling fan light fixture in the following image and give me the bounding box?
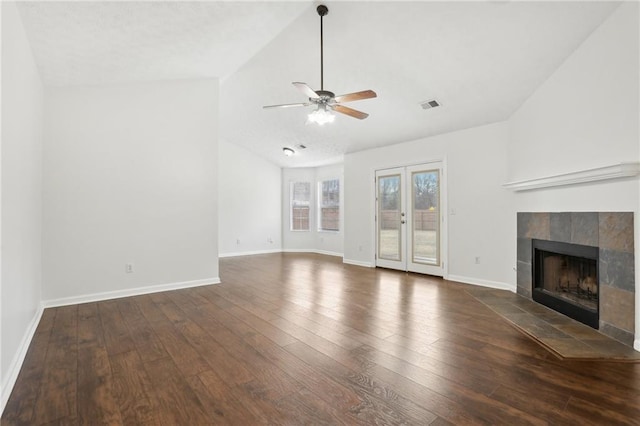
[263,5,376,122]
[307,105,335,126]
[283,147,295,156]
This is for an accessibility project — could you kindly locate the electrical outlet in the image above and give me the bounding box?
[125,263,134,273]
[236,238,241,245]
[475,256,481,265]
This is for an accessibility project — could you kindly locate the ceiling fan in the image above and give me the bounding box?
[263,4,377,125]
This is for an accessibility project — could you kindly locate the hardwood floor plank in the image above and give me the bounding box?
[225,304,298,346]
[187,370,259,425]
[32,305,78,424]
[133,294,211,378]
[488,384,587,425]
[110,350,161,425]
[564,395,639,425]
[479,343,640,413]
[132,294,168,324]
[352,345,546,425]
[274,387,355,426]
[148,320,211,378]
[4,253,640,425]
[191,286,237,310]
[361,356,488,425]
[142,356,211,424]
[98,300,136,356]
[76,303,123,425]
[173,308,256,385]
[247,334,365,414]
[116,297,169,363]
[284,340,440,425]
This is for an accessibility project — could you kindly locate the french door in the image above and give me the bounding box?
[375,162,445,276]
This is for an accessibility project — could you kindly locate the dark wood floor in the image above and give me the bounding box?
[3,253,640,425]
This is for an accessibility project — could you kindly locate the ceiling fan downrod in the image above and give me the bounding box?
[318,5,328,91]
[262,3,376,121]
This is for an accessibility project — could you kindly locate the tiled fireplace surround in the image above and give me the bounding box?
[517,212,635,347]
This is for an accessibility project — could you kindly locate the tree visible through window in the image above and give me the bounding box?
[290,182,310,231]
[319,179,339,231]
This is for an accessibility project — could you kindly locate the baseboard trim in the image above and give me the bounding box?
[281,249,344,258]
[447,274,516,292]
[313,250,343,258]
[1,304,45,415]
[219,249,282,258]
[343,258,374,268]
[42,277,221,308]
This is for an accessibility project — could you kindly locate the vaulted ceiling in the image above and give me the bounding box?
[17,1,619,167]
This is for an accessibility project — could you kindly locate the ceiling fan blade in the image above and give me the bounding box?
[334,90,377,103]
[293,82,320,99]
[333,104,369,120]
[263,102,312,109]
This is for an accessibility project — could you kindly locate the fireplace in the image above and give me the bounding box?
[532,239,598,328]
[517,212,635,347]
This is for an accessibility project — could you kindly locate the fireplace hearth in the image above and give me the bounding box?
[532,239,598,328]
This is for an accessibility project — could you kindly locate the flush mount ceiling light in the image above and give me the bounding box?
[282,147,295,156]
[263,5,377,124]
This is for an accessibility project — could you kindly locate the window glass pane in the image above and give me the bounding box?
[319,179,339,231]
[378,174,401,260]
[412,170,439,265]
[291,182,310,231]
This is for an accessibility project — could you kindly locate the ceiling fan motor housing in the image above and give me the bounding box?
[315,90,335,103]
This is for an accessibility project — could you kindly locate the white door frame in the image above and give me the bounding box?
[373,159,448,278]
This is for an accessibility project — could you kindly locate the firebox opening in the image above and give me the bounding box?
[532,239,599,329]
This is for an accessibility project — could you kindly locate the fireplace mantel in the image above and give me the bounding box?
[504,162,640,192]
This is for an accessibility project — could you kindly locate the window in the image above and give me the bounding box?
[318,179,340,231]
[290,182,311,231]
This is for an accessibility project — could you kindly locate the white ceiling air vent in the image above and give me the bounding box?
[420,99,441,110]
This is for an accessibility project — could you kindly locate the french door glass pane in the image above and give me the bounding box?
[378,174,401,261]
[412,170,439,265]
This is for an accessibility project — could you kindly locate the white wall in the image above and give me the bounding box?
[508,2,638,182]
[44,79,219,303]
[218,139,281,256]
[507,2,639,348]
[344,122,514,288]
[282,164,344,256]
[1,0,44,409]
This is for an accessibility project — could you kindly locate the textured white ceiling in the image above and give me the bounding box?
[17,1,620,167]
[17,1,310,86]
